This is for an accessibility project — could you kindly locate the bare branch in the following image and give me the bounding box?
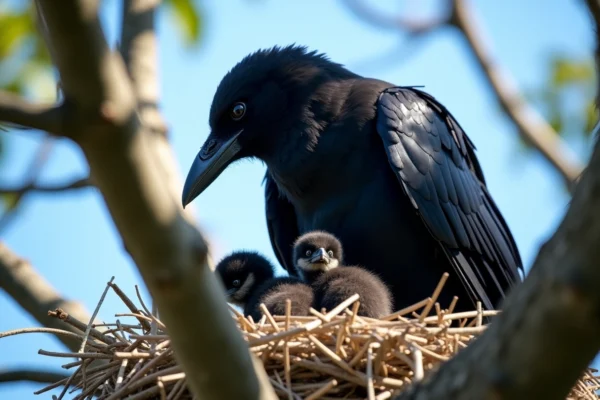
[120,0,167,136]
[0,177,91,196]
[0,91,63,135]
[449,0,584,189]
[0,368,69,385]
[0,138,55,233]
[341,0,585,190]
[342,0,450,35]
[0,242,98,353]
[119,0,198,224]
[29,1,275,398]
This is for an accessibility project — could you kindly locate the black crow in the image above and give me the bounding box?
[215,250,313,321]
[294,231,393,318]
[183,45,523,312]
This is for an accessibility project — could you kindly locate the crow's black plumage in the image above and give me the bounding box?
[294,231,392,318]
[214,250,313,321]
[183,45,523,312]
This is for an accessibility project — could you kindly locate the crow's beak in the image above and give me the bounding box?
[309,248,329,264]
[182,130,244,207]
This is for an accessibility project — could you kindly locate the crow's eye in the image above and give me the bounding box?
[230,102,246,120]
[327,250,334,257]
[305,250,312,257]
[232,279,241,288]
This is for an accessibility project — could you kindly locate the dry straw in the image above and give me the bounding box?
[2,275,599,399]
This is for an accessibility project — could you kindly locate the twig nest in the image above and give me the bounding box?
[23,280,600,399]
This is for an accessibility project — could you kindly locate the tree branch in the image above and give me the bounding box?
[0,137,55,233]
[0,368,69,385]
[29,1,275,398]
[342,0,450,35]
[120,0,166,136]
[449,0,584,189]
[0,91,63,135]
[0,177,91,196]
[341,0,585,190]
[119,0,199,224]
[0,243,97,353]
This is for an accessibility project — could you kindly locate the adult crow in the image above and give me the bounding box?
[182,45,523,312]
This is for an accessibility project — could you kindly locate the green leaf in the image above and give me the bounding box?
[165,0,203,47]
[584,100,598,135]
[549,113,563,135]
[551,57,594,87]
[2,76,24,93]
[1,192,20,211]
[0,11,34,59]
[0,13,33,59]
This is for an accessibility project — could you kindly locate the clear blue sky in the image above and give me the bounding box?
[0,0,594,398]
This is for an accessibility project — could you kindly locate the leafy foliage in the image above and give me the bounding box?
[165,0,204,48]
[525,55,597,149]
[0,0,204,216]
[0,1,204,97]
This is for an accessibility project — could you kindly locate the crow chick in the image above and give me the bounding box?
[294,231,392,318]
[215,250,313,321]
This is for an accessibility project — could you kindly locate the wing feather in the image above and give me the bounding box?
[376,87,522,309]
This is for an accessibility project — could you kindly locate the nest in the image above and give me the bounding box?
[12,275,600,399]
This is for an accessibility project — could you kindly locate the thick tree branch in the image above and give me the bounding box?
[342,0,584,190]
[0,243,97,353]
[29,1,275,398]
[0,91,63,135]
[0,368,69,385]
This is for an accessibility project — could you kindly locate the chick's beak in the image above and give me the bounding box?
[225,288,237,300]
[182,129,244,207]
[309,248,329,264]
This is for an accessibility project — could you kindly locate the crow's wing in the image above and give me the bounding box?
[376,87,523,309]
[264,170,300,276]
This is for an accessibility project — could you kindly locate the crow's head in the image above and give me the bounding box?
[181,45,356,207]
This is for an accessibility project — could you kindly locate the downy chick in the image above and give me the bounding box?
[215,250,313,321]
[294,231,393,318]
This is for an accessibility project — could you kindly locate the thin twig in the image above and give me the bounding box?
[79,277,115,353]
[0,177,91,196]
[0,90,63,135]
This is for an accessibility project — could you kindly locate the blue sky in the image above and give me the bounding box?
[0,0,594,398]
